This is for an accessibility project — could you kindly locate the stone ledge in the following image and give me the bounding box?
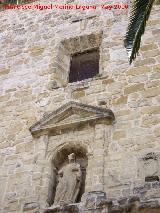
[44,197,160,213]
[44,203,79,213]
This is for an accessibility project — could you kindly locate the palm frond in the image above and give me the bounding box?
[124,0,155,64]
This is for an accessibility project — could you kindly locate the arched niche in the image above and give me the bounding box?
[47,143,88,206]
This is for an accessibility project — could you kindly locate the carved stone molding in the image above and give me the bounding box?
[43,193,141,213]
[30,101,115,137]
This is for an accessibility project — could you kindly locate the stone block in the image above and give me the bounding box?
[156,55,160,63]
[152,64,160,72]
[142,49,160,58]
[0,68,10,76]
[126,66,151,76]
[141,43,158,51]
[141,106,160,114]
[23,202,39,211]
[113,130,126,140]
[152,29,160,35]
[134,58,156,67]
[102,78,114,85]
[154,127,160,137]
[128,75,148,83]
[116,110,131,116]
[28,46,45,57]
[72,90,85,99]
[14,90,32,99]
[112,95,128,105]
[7,49,22,57]
[0,94,11,102]
[16,143,26,154]
[141,115,160,127]
[148,19,160,25]
[150,72,160,80]
[143,87,160,98]
[146,80,160,88]
[82,191,107,210]
[124,83,144,94]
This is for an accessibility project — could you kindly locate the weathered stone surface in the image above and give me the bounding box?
[124,83,145,94]
[28,46,45,56]
[102,78,114,85]
[72,90,85,99]
[45,193,160,213]
[112,95,128,105]
[113,130,126,140]
[143,87,160,98]
[23,202,39,211]
[126,66,151,76]
[142,49,160,58]
[0,68,10,76]
[152,64,160,72]
[154,127,160,137]
[134,58,156,67]
[141,43,158,51]
[141,106,160,114]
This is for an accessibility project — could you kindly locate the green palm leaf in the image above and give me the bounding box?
[124,0,155,64]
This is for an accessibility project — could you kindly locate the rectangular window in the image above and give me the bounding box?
[69,48,99,83]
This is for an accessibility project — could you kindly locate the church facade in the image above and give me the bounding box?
[0,0,160,212]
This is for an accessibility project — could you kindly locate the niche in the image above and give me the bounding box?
[47,144,88,206]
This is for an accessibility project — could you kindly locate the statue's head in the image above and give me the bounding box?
[68,153,76,163]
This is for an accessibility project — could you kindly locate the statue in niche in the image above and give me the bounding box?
[54,153,82,205]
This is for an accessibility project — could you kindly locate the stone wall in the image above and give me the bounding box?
[0,0,160,212]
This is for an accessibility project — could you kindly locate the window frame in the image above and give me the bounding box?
[68,48,100,83]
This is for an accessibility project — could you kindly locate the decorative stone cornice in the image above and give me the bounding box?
[43,195,160,213]
[30,101,115,137]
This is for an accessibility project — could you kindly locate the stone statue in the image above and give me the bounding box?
[54,153,82,205]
